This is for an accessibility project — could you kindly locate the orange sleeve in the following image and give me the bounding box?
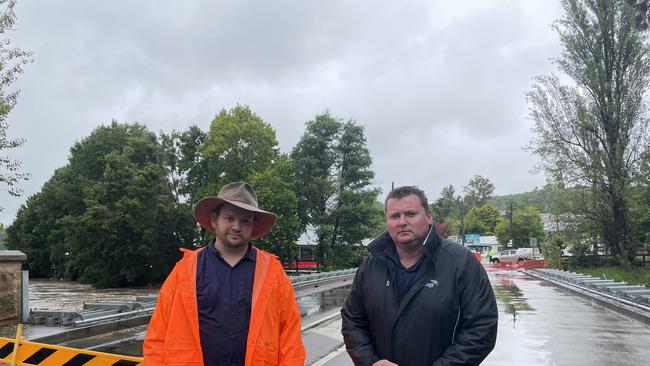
[277,270,306,366]
[143,264,179,366]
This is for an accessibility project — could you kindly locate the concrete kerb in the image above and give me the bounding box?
[524,269,650,327]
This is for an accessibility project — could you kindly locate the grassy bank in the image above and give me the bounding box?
[572,265,650,287]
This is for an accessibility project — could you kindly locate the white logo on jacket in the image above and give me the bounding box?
[425,279,439,288]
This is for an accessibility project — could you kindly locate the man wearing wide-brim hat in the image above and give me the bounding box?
[144,182,306,366]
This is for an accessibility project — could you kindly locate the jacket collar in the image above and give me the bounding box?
[367,225,442,261]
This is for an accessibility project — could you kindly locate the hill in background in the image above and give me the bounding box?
[490,186,555,213]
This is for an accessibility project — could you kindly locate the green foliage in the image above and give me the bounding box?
[527,0,650,263]
[490,185,556,213]
[462,203,502,236]
[8,105,306,285]
[0,224,5,249]
[0,0,32,198]
[248,154,301,264]
[431,185,462,222]
[631,151,650,245]
[540,232,564,268]
[626,0,650,30]
[572,265,650,287]
[7,123,188,287]
[292,112,381,268]
[463,175,495,209]
[436,218,461,239]
[201,105,278,196]
[197,105,300,263]
[495,205,545,247]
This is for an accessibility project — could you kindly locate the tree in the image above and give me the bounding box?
[249,155,301,264]
[632,150,650,245]
[159,127,206,247]
[0,0,32,197]
[7,123,186,287]
[463,203,502,236]
[199,105,300,263]
[463,175,495,209]
[495,205,545,248]
[201,105,278,197]
[627,0,650,29]
[292,112,381,268]
[527,0,650,263]
[436,218,461,239]
[431,185,462,222]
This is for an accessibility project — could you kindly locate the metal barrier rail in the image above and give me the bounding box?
[528,268,650,312]
[289,268,357,285]
[27,271,356,328]
[0,325,144,366]
[29,297,157,328]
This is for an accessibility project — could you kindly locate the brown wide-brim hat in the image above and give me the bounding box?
[193,181,277,239]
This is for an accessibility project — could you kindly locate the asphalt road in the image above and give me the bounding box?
[304,270,650,366]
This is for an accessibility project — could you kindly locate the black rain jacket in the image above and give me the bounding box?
[341,228,498,366]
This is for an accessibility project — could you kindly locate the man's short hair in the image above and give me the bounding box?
[384,186,430,213]
[212,204,224,218]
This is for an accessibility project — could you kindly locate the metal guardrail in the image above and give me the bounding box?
[289,268,357,286]
[27,270,357,327]
[528,268,650,312]
[29,296,157,327]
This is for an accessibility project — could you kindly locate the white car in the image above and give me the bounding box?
[490,248,535,264]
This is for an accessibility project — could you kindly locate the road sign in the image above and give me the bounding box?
[464,233,480,244]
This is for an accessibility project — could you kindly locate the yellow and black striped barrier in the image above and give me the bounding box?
[0,324,144,366]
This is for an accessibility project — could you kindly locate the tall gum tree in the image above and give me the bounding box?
[527,0,650,263]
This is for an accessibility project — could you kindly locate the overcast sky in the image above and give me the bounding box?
[1,0,565,225]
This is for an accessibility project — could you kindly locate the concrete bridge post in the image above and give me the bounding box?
[0,250,27,325]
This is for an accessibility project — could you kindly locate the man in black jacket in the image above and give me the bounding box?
[341,186,498,366]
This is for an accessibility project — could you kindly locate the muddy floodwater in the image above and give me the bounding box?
[28,279,159,311]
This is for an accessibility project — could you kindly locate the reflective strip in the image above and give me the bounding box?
[0,337,144,366]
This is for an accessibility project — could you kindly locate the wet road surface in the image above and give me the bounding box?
[20,271,650,365]
[483,270,650,365]
[307,270,650,366]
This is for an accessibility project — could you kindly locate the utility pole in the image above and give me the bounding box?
[508,202,513,245]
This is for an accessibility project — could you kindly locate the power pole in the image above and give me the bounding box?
[508,202,513,245]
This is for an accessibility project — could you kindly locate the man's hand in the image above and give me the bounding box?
[372,360,398,366]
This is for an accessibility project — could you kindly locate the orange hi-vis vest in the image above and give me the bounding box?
[143,247,306,365]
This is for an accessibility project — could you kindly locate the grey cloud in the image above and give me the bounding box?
[0,0,562,224]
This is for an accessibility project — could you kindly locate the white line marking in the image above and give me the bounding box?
[310,344,347,366]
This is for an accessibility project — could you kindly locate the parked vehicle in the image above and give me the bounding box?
[490,248,536,264]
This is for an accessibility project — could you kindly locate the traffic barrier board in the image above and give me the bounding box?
[0,333,144,366]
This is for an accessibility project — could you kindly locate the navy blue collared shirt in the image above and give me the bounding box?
[386,244,426,303]
[196,242,256,366]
